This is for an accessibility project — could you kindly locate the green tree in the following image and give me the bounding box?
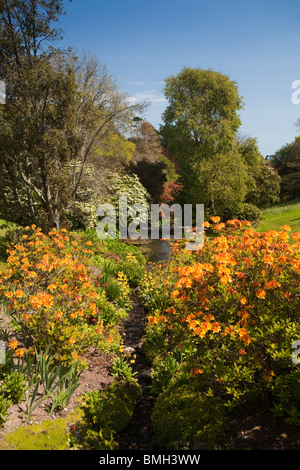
[0,1,143,229]
[160,67,247,217]
[237,135,280,208]
[269,138,300,201]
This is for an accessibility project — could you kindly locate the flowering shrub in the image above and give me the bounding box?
[141,218,300,434]
[0,225,124,363]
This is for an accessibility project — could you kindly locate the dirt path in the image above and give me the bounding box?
[116,292,156,450]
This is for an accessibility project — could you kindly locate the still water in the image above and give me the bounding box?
[146,239,172,263]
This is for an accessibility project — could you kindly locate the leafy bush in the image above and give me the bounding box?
[1,371,26,404]
[151,382,228,449]
[236,202,260,222]
[78,380,141,449]
[141,217,300,445]
[0,226,122,362]
[0,394,11,427]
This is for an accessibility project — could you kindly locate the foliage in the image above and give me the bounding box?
[150,354,180,396]
[151,382,228,449]
[141,217,300,446]
[107,172,150,228]
[0,395,11,427]
[223,202,260,224]
[0,418,71,450]
[160,67,248,215]
[78,380,141,450]
[270,138,300,202]
[237,136,281,208]
[111,355,138,383]
[128,120,169,203]
[0,371,26,404]
[84,231,147,287]
[0,2,144,230]
[0,225,123,362]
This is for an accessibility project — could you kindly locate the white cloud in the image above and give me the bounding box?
[127,89,167,105]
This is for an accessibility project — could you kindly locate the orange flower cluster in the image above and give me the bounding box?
[0,225,112,362]
[143,217,300,402]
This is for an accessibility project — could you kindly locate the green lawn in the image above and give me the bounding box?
[257,199,300,233]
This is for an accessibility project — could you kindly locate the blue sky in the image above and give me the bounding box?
[59,0,300,157]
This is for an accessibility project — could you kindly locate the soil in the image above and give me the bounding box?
[0,347,114,438]
[116,291,156,450]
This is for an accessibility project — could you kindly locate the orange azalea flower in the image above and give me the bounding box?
[15,348,24,358]
[263,254,273,264]
[265,280,281,289]
[210,216,220,223]
[223,325,236,337]
[191,368,204,376]
[292,233,300,242]
[171,290,180,299]
[5,291,14,299]
[211,322,221,333]
[262,369,275,381]
[9,339,18,349]
[47,283,57,291]
[68,336,75,345]
[15,289,25,298]
[72,351,80,362]
[238,328,251,345]
[21,313,32,322]
[54,311,63,321]
[255,289,266,299]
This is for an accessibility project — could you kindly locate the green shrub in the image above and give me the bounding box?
[79,380,141,449]
[151,382,229,449]
[1,371,26,404]
[0,394,11,427]
[150,355,180,396]
[236,202,260,222]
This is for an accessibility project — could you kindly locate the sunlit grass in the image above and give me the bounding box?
[258,199,300,233]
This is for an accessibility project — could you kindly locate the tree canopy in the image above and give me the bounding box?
[0,0,144,229]
[160,67,247,216]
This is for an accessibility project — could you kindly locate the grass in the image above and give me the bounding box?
[257,199,300,233]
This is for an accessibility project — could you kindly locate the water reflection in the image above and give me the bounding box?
[146,239,172,263]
